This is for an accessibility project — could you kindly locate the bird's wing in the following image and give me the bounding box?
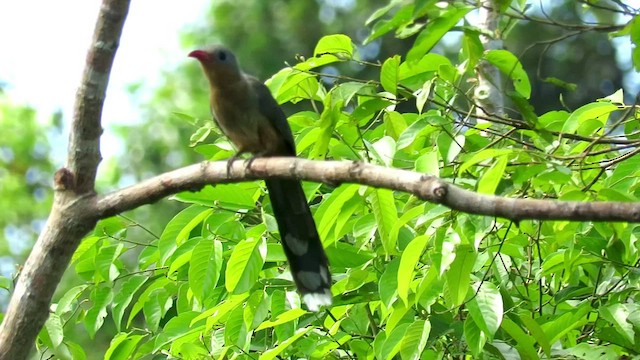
[248,76,297,156]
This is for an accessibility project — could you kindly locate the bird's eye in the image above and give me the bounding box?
[217,51,227,61]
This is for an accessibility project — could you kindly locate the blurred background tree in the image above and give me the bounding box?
[0,98,56,281]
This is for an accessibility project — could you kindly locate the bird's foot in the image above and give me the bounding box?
[226,153,243,177]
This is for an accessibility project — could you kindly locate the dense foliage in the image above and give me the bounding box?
[4,0,640,358]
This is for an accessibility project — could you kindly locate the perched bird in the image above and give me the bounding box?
[189,46,332,311]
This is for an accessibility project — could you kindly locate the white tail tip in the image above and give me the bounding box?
[303,290,332,312]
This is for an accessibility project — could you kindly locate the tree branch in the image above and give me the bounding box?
[97,158,640,223]
[474,0,505,117]
[68,0,129,194]
[0,0,130,358]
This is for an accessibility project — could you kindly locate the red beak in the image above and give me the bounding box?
[188,50,208,61]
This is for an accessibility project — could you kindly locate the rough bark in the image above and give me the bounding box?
[475,0,505,117]
[0,0,130,358]
[96,158,640,223]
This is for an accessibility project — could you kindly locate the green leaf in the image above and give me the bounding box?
[93,217,127,238]
[311,93,342,159]
[43,313,63,348]
[501,317,539,360]
[225,304,250,350]
[192,293,248,327]
[415,150,439,176]
[144,287,172,332]
[127,277,171,328]
[519,315,551,357]
[295,54,344,71]
[509,91,539,126]
[568,343,620,360]
[168,236,200,275]
[599,303,635,344]
[370,136,397,167]
[265,66,323,104]
[438,133,465,165]
[399,53,451,84]
[95,243,124,282]
[325,242,375,268]
[407,5,473,62]
[351,98,393,125]
[342,268,376,293]
[542,76,577,91]
[159,205,213,265]
[365,5,413,43]
[379,258,400,308]
[389,204,426,251]
[55,284,88,316]
[153,311,203,352]
[381,55,401,95]
[370,188,399,254]
[462,30,483,71]
[72,236,100,265]
[484,49,531,98]
[444,245,475,307]
[431,230,453,274]
[225,237,267,294]
[0,276,10,291]
[105,332,145,360]
[540,302,591,345]
[416,79,433,114]
[397,116,439,150]
[416,262,444,311]
[189,125,212,147]
[311,333,352,358]
[256,308,306,331]
[400,319,430,360]
[260,326,313,360]
[314,34,354,58]
[84,285,113,339]
[189,239,223,303]
[317,184,360,246]
[398,235,429,305]
[174,184,257,209]
[466,283,503,339]
[366,0,401,25]
[331,82,373,106]
[66,342,87,360]
[244,290,266,330]
[561,102,618,134]
[384,111,408,139]
[458,149,513,175]
[380,322,410,360]
[477,155,508,195]
[112,275,147,331]
[463,316,485,356]
[331,195,363,243]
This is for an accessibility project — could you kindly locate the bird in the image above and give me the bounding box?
[188,45,332,311]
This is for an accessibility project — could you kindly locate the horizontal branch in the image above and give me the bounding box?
[96,157,640,223]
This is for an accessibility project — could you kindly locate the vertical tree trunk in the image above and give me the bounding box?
[0,1,130,358]
[475,0,504,117]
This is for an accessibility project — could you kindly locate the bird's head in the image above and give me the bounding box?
[188,45,242,85]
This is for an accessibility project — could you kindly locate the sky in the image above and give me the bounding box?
[0,0,208,162]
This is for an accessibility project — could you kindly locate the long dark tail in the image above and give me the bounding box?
[265,179,332,311]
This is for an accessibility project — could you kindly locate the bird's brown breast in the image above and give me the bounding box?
[210,84,287,155]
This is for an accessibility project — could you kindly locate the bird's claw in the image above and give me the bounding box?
[226,154,239,177]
